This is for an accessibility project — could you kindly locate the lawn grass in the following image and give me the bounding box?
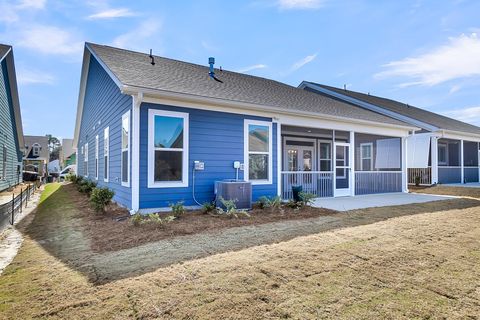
[0,184,479,319]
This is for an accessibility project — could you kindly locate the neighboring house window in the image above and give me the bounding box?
[148,109,189,188]
[32,143,40,157]
[319,142,331,171]
[438,143,448,165]
[95,135,99,180]
[360,143,373,171]
[1,144,6,179]
[104,127,109,182]
[84,143,88,176]
[244,120,272,184]
[121,111,130,186]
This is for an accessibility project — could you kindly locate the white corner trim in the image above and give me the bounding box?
[147,109,189,188]
[104,126,109,183]
[131,93,142,211]
[244,119,273,185]
[95,135,99,180]
[121,110,131,187]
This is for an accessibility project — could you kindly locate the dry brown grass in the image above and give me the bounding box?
[410,184,480,199]
[1,183,480,319]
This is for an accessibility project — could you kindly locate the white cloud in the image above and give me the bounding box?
[449,84,461,94]
[87,7,137,20]
[17,69,55,85]
[277,0,325,10]
[443,106,480,126]
[236,64,267,73]
[291,53,317,71]
[0,0,46,23]
[112,19,161,50]
[16,25,83,55]
[376,33,480,86]
[17,0,46,9]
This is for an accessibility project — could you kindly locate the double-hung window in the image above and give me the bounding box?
[84,143,88,176]
[104,127,109,182]
[360,143,373,171]
[245,120,272,184]
[95,135,99,180]
[32,143,40,157]
[121,111,130,186]
[148,109,189,188]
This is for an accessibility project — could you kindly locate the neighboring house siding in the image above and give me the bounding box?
[77,56,132,208]
[139,103,278,209]
[0,59,21,191]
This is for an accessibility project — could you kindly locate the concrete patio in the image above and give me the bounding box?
[312,193,456,211]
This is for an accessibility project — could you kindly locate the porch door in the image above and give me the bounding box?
[334,142,351,197]
[286,145,315,189]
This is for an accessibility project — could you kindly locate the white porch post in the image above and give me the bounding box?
[131,92,142,213]
[431,136,438,184]
[402,136,408,192]
[349,131,355,196]
[460,139,464,184]
[276,122,282,197]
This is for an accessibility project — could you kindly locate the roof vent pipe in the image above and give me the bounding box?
[149,49,155,65]
[209,57,215,78]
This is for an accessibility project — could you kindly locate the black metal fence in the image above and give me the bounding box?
[0,183,37,231]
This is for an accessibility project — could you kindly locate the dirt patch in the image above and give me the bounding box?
[64,183,338,253]
[410,185,480,198]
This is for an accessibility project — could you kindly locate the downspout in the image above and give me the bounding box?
[131,92,143,213]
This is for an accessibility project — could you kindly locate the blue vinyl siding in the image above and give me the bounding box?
[0,59,22,191]
[139,103,278,209]
[77,56,132,208]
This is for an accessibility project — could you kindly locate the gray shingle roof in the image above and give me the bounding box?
[0,44,11,61]
[86,43,410,127]
[310,83,480,135]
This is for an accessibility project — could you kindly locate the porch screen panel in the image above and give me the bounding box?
[375,138,401,170]
[406,135,430,168]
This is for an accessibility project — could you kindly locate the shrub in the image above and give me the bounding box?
[299,192,315,207]
[202,201,216,214]
[90,187,115,213]
[131,212,143,227]
[256,196,282,210]
[66,173,78,183]
[147,213,162,224]
[415,176,421,186]
[75,175,84,185]
[216,197,250,219]
[169,201,185,218]
[78,179,97,194]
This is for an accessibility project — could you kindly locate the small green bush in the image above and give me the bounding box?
[90,187,115,213]
[414,176,421,186]
[299,192,315,207]
[75,175,84,185]
[130,212,177,227]
[202,201,216,214]
[66,173,78,183]
[147,213,162,224]
[131,212,143,227]
[216,197,250,219]
[256,196,282,210]
[78,180,97,195]
[169,201,186,218]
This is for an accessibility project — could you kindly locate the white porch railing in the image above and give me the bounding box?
[281,171,333,200]
[355,171,402,195]
[408,167,432,185]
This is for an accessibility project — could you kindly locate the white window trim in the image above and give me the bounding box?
[360,142,373,171]
[147,109,189,188]
[318,141,332,172]
[84,142,88,177]
[32,143,40,157]
[95,135,99,180]
[244,119,273,185]
[121,111,130,187]
[438,143,448,165]
[104,127,109,182]
[335,145,347,179]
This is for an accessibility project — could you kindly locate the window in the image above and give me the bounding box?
[84,143,88,176]
[95,135,99,180]
[319,142,331,171]
[104,127,109,182]
[2,144,6,179]
[360,143,373,171]
[438,143,447,165]
[336,145,346,178]
[121,111,130,186]
[148,109,189,188]
[245,120,272,184]
[32,143,40,157]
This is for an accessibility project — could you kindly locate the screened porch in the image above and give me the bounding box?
[280,125,403,200]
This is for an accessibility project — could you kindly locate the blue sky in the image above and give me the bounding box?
[1,0,480,139]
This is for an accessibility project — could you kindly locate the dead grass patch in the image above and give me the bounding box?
[410,184,480,198]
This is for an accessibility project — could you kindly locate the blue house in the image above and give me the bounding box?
[0,44,24,191]
[73,43,416,212]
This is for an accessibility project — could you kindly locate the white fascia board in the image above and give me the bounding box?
[299,81,436,132]
[439,130,480,142]
[123,85,416,135]
[73,43,124,148]
[0,46,11,62]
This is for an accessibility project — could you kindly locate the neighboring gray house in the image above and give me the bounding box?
[23,135,49,177]
[60,138,74,167]
[0,44,24,191]
[300,82,480,185]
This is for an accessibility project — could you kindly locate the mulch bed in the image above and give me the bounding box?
[64,183,337,253]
